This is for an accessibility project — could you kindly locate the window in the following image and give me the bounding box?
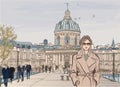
[66,21,70,29]
[65,35,70,45]
[75,37,77,46]
[57,36,60,45]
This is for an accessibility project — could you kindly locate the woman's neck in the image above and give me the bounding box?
[84,50,88,54]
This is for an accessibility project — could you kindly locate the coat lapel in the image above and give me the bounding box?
[76,50,90,73]
[78,57,90,73]
[87,56,96,68]
[76,50,96,73]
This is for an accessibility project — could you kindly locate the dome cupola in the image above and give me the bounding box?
[54,8,81,47]
[64,9,71,19]
[54,9,81,33]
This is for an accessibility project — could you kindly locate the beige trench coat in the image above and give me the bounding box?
[70,50,100,87]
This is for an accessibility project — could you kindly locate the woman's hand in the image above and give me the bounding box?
[75,80,80,86]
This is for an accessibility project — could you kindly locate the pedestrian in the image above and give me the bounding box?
[45,65,48,73]
[9,65,15,83]
[2,64,10,87]
[17,65,21,82]
[26,64,31,79]
[48,66,52,73]
[42,65,44,72]
[0,65,2,87]
[70,35,100,87]
[21,65,25,81]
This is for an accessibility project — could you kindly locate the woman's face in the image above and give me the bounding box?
[82,39,91,51]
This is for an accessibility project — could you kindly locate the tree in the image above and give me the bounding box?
[0,25,17,64]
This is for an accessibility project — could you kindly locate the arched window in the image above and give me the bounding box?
[75,37,77,46]
[65,35,70,45]
[66,21,70,29]
[57,36,60,45]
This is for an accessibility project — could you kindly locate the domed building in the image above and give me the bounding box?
[43,8,81,70]
[54,9,81,47]
[5,8,81,72]
[5,8,120,74]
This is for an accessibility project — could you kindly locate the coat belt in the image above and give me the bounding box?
[78,72,94,87]
[77,72,93,77]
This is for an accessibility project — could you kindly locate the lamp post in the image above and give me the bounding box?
[39,53,41,73]
[112,51,115,81]
[16,45,20,81]
[112,48,116,81]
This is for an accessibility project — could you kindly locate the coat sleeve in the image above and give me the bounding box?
[70,54,78,86]
[93,55,100,85]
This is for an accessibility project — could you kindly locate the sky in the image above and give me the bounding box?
[0,0,120,46]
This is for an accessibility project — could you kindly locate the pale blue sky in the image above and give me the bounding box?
[0,0,120,46]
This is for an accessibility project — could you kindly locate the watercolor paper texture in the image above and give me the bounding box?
[0,0,120,87]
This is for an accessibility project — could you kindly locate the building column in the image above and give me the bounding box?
[45,55,48,65]
[70,54,72,65]
[62,54,64,66]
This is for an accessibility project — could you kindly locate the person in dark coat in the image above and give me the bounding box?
[26,64,31,79]
[48,66,52,73]
[17,65,21,82]
[21,65,25,81]
[45,65,48,73]
[0,66,2,87]
[2,65,10,87]
[9,66,15,83]
[42,65,44,72]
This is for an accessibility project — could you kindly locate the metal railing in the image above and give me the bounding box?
[97,51,120,82]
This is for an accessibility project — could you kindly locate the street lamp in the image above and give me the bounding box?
[112,53,115,81]
[16,44,20,82]
[39,53,41,73]
[111,48,116,81]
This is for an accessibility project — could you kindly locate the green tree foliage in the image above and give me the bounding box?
[0,25,17,63]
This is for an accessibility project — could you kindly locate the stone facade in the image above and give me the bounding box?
[7,48,120,74]
[5,8,120,74]
[54,31,80,46]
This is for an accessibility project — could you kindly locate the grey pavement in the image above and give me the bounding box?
[1,72,120,87]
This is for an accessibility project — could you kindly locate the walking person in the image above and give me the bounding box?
[48,66,52,73]
[0,65,2,87]
[42,65,44,72]
[45,65,48,73]
[26,64,31,79]
[21,65,25,81]
[17,65,21,82]
[2,64,10,87]
[70,35,100,87]
[9,65,15,83]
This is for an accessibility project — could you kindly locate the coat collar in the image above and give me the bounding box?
[76,49,96,60]
[76,50,97,73]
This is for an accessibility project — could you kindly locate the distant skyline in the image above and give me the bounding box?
[0,0,120,46]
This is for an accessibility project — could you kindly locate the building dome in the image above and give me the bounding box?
[54,9,81,33]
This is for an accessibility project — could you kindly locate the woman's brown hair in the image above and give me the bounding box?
[79,35,93,46]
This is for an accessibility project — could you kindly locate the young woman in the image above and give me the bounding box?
[70,35,100,87]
